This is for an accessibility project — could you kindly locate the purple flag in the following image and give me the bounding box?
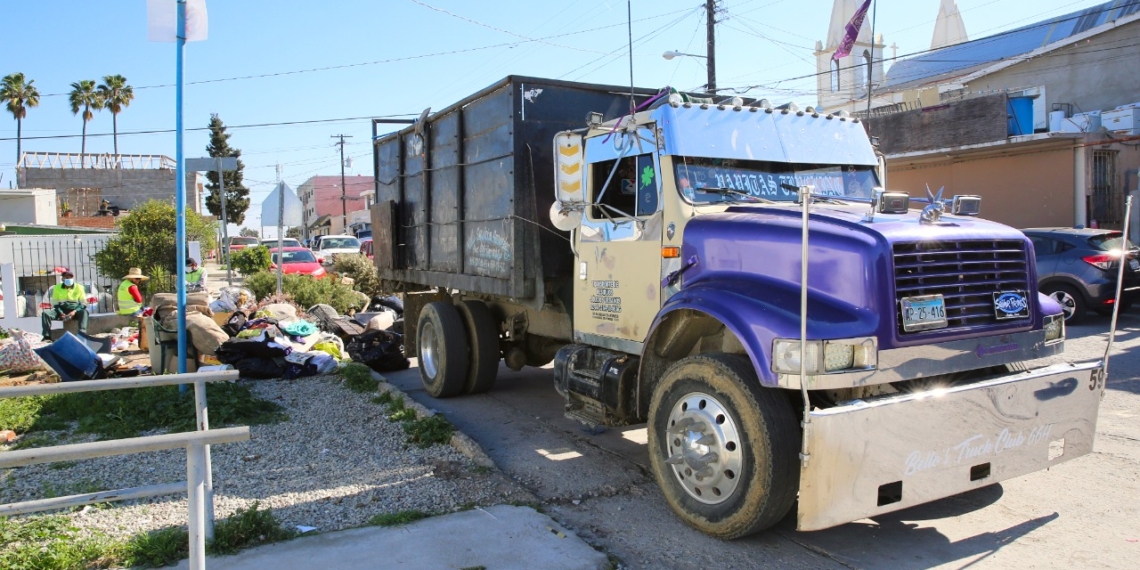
[832,0,873,61]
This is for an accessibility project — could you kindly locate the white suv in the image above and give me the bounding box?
[316,235,362,264]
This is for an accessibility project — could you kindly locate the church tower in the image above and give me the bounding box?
[815,0,886,113]
[931,0,968,49]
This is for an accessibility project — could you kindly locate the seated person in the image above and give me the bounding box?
[117,267,148,316]
[185,258,208,292]
[41,270,88,342]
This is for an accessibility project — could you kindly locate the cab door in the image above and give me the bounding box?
[573,127,663,351]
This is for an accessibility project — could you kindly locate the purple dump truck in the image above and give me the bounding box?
[371,77,1105,537]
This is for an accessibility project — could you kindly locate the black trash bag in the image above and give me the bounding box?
[346,329,409,372]
[368,295,404,316]
[231,357,287,379]
[215,336,290,364]
[222,311,248,338]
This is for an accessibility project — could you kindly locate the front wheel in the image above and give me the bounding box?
[647,354,800,539]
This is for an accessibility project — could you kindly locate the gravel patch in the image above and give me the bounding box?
[0,375,533,541]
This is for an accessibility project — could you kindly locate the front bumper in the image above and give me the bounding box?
[796,360,1104,531]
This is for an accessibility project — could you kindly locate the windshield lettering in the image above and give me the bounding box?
[676,157,878,204]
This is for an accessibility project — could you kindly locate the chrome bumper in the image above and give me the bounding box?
[796,360,1104,531]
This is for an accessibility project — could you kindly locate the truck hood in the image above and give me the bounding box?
[679,203,1040,349]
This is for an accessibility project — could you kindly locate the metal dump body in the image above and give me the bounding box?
[372,76,656,300]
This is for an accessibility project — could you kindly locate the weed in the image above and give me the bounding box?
[370,392,395,406]
[207,502,297,556]
[0,515,114,570]
[367,510,431,527]
[48,461,78,470]
[2,383,285,440]
[404,415,454,448]
[122,526,189,568]
[339,363,379,393]
[460,566,487,570]
[387,407,416,423]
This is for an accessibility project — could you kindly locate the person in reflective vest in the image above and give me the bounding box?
[186,258,207,292]
[117,267,148,316]
[41,270,88,342]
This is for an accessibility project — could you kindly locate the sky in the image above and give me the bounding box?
[0,0,1113,233]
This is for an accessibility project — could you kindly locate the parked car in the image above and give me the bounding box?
[1023,227,1139,321]
[314,234,361,265]
[262,238,302,249]
[268,247,327,277]
[227,236,260,254]
[359,237,373,260]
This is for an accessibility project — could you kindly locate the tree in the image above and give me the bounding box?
[68,79,102,164]
[204,114,250,224]
[239,227,259,238]
[97,74,134,158]
[94,200,218,296]
[1,73,40,166]
[285,226,302,239]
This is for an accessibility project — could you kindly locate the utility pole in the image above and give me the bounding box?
[332,134,353,234]
[705,0,718,94]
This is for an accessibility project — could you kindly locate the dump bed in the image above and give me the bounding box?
[371,76,656,300]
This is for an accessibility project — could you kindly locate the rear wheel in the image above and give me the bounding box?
[417,302,468,398]
[647,354,799,539]
[1042,284,1085,323]
[457,300,500,394]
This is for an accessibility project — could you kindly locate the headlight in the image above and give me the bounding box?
[1044,313,1064,343]
[773,337,877,374]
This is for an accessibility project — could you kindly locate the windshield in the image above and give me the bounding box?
[265,239,300,248]
[1088,232,1135,251]
[273,250,317,264]
[673,157,879,204]
[320,237,360,249]
[230,237,259,245]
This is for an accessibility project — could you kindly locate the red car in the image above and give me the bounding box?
[359,238,373,260]
[269,247,327,277]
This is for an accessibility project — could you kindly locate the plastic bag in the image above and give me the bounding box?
[0,330,48,374]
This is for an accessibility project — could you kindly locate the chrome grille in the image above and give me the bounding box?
[893,240,1031,332]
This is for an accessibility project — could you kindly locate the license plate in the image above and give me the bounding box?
[901,295,948,332]
[1130,258,1139,271]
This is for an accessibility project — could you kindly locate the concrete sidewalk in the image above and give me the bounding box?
[169,505,610,570]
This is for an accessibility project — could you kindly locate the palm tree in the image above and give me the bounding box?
[97,75,134,159]
[68,79,102,166]
[1,73,41,166]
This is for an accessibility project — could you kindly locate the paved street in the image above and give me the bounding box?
[385,312,1140,569]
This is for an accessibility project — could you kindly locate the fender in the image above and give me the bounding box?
[640,276,881,394]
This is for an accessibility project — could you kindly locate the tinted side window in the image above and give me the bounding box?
[1029,237,1054,257]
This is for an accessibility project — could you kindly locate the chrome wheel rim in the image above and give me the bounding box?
[1050,290,1077,320]
[664,392,745,505]
[420,321,439,379]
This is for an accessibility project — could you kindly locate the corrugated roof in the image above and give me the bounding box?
[882,0,1140,91]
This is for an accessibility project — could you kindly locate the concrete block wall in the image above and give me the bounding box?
[18,168,203,214]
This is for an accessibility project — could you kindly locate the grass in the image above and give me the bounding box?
[0,503,297,570]
[339,362,379,393]
[367,510,432,527]
[0,383,286,439]
[403,415,454,448]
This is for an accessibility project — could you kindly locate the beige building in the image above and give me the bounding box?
[16,152,204,215]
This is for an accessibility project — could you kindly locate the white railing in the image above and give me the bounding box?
[0,370,247,570]
[18,152,176,170]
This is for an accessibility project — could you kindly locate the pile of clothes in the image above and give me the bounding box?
[207,293,410,380]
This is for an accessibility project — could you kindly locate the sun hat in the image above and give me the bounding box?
[123,267,150,281]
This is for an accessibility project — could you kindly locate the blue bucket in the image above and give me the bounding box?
[34,332,100,382]
[1008,97,1034,136]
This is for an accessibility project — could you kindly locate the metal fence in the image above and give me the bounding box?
[0,235,117,316]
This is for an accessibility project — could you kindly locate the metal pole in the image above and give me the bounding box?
[193,377,214,539]
[865,0,878,123]
[276,181,284,296]
[1103,193,1134,380]
[705,0,717,93]
[798,185,813,464]
[175,0,188,375]
[219,159,232,287]
[186,442,207,570]
[333,134,352,234]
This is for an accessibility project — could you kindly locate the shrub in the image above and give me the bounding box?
[334,253,382,296]
[339,363,378,392]
[244,271,363,314]
[94,200,217,288]
[207,502,296,555]
[230,245,271,275]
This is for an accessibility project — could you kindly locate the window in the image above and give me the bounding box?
[590,154,658,219]
[830,59,841,92]
[863,50,873,92]
[673,156,880,203]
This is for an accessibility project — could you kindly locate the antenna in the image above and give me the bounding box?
[626,0,635,114]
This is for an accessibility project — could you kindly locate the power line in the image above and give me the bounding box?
[0,114,415,142]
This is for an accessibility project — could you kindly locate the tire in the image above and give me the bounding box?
[417,302,468,398]
[647,354,800,539]
[1042,284,1085,323]
[457,300,500,394]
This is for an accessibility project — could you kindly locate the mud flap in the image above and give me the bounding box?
[796,361,1105,531]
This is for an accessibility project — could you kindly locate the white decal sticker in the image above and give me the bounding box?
[904,424,1054,477]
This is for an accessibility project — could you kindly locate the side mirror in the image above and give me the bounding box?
[317,258,324,265]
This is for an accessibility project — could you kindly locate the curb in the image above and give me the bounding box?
[369,370,497,469]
